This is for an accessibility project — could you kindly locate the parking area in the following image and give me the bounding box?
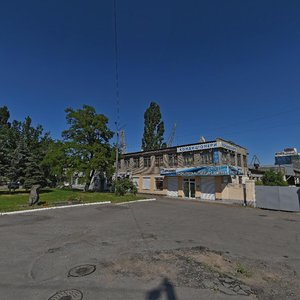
[0,198,299,299]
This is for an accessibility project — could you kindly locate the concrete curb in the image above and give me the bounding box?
[116,198,156,205]
[0,201,112,216]
[0,198,156,216]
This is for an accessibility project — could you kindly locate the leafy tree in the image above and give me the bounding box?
[141,102,166,151]
[62,105,114,190]
[262,170,288,186]
[41,141,69,186]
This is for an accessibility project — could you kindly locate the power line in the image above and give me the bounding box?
[113,0,120,127]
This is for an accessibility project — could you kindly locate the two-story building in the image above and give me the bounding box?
[118,138,255,203]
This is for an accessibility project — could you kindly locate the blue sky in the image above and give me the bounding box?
[1,0,300,164]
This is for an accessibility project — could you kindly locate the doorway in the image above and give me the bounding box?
[201,177,216,200]
[183,178,196,198]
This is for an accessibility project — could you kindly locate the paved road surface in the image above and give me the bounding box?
[0,198,299,299]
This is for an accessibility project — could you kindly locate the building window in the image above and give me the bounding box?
[243,155,247,167]
[230,154,235,165]
[133,158,140,168]
[144,156,151,167]
[155,177,164,190]
[155,156,163,167]
[200,151,213,164]
[124,159,130,168]
[132,177,139,188]
[221,150,230,164]
[143,177,151,190]
[237,154,242,167]
[183,152,194,166]
[168,154,178,167]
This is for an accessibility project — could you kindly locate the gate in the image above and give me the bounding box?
[255,186,300,212]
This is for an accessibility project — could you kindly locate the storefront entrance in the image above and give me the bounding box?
[184,178,195,198]
[201,177,216,200]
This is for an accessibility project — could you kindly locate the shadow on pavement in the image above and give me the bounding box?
[146,278,177,300]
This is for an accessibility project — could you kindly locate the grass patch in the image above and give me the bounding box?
[235,262,251,277]
[0,189,149,213]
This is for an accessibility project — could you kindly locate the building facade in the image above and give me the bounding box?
[118,138,255,202]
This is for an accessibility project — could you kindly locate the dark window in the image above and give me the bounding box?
[155,156,163,167]
[144,156,151,167]
[237,154,242,167]
[183,152,194,166]
[243,155,247,167]
[133,158,140,168]
[155,177,164,190]
[168,154,178,167]
[200,151,213,164]
[230,154,235,165]
[124,159,130,168]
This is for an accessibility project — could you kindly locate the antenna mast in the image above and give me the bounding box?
[114,0,120,182]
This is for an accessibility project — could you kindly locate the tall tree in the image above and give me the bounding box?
[0,106,10,126]
[142,102,166,151]
[0,109,50,189]
[62,105,114,190]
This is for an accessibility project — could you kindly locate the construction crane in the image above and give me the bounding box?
[167,123,177,147]
[250,155,261,169]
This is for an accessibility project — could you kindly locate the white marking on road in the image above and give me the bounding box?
[116,198,156,205]
[0,201,112,216]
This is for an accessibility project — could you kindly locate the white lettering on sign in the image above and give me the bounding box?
[177,141,237,153]
[177,142,218,153]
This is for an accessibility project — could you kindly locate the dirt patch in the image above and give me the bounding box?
[97,246,299,299]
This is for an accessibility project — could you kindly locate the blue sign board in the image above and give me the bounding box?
[161,165,243,177]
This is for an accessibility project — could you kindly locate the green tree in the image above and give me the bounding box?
[0,106,11,178]
[141,102,166,151]
[262,170,288,186]
[62,105,114,190]
[1,111,50,189]
[41,141,69,186]
[0,106,10,126]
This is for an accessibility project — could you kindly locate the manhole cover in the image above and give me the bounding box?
[48,289,83,300]
[68,264,96,277]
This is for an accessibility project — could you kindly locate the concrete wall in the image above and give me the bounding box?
[256,186,300,212]
[221,180,255,204]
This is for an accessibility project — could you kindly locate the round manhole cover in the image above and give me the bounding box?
[48,289,83,300]
[68,264,96,277]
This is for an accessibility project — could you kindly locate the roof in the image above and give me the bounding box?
[122,138,247,157]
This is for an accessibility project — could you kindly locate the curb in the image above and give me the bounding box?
[116,198,156,205]
[0,201,112,216]
[0,198,156,216]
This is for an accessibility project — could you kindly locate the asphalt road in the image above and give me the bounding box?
[0,198,299,300]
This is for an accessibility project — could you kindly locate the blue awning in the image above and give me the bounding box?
[160,165,243,176]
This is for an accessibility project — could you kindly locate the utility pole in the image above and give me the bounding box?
[115,124,119,185]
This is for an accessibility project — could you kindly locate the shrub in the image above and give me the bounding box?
[262,170,288,186]
[113,178,137,196]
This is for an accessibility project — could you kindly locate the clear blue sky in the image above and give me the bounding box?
[1,0,300,164]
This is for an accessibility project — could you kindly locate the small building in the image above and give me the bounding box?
[118,138,255,203]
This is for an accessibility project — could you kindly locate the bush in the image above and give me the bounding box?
[262,170,288,186]
[113,178,137,196]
